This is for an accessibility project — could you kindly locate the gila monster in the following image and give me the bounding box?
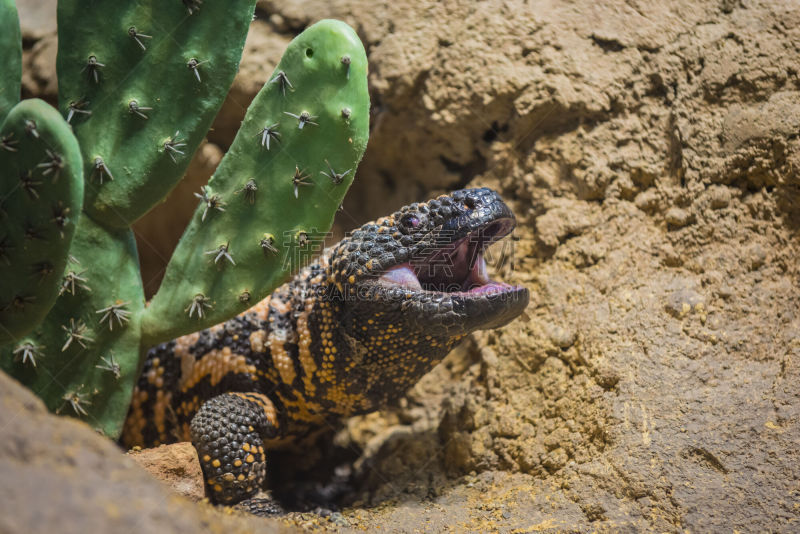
[122,187,529,504]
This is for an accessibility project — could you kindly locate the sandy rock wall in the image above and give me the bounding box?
[249,1,799,531]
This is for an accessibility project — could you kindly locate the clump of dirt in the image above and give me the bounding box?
[128,442,206,502]
[14,0,800,532]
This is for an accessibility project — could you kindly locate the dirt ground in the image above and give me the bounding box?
[12,0,800,532]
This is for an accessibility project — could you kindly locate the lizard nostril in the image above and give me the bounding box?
[401,214,420,228]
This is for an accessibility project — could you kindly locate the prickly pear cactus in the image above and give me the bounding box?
[0,99,84,344]
[0,0,21,123]
[0,5,370,440]
[2,217,145,436]
[143,19,370,344]
[56,0,257,228]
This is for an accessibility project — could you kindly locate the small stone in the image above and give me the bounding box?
[128,442,205,501]
[717,284,734,299]
[328,512,350,527]
[268,14,288,32]
[665,207,694,228]
[594,366,620,390]
[720,0,737,13]
[665,288,705,318]
[708,185,731,209]
[583,503,608,522]
[541,447,568,472]
[544,427,570,451]
[634,189,660,213]
[660,243,683,267]
[748,244,766,270]
[480,347,499,367]
[442,432,474,473]
[544,322,576,349]
[535,200,597,248]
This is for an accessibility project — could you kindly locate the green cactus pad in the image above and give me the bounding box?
[0,0,21,123]
[56,0,256,228]
[142,19,370,345]
[0,99,84,344]
[0,216,145,438]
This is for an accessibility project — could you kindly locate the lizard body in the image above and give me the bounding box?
[122,187,529,504]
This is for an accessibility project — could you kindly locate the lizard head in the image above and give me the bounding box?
[329,187,529,339]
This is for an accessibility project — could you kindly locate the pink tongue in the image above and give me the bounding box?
[378,258,513,295]
[466,281,510,295]
[378,263,422,289]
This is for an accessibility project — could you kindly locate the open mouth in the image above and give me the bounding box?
[377,218,518,296]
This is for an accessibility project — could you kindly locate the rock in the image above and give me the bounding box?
[544,322,577,349]
[717,284,734,299]
[721,92,800,153]
[535,199,599,250]
[441,431,475,474]
[659,242,684,267]
[665,207,694,228]
[665,288,705,318]
[15,0,56,39]
[21,32,58,101]
[541,447,568,473]
[634,189,662,213]
[593,366,620,391]
[707,185,732,210]
[0,371,292,534]
[479,346,499,368]
[748,244,767,271]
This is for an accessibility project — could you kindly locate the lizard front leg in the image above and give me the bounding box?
[190,392,279,504]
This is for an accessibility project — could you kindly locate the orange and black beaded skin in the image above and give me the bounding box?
[122,255,459,504]
[121,188,529,505]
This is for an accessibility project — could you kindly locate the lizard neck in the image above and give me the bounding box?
[281,258,463,419]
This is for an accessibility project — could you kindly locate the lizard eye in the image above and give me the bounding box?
[400,213,420,229]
